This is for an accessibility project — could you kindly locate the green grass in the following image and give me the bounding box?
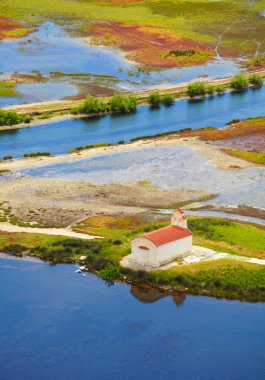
[0,81,18,97]
[224,150,265,165]
[1,216,265,300]
[0,0,264,58]
[68,142,112,154]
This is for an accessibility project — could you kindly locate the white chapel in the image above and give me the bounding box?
[130,209,192,267]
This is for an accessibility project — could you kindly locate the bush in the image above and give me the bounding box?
[230,75,249,90]
[187,81,206,97]
[206,85,215,95]
[147,92,162,107]
[215,85,225,94]
[162,93,174,105]
[0,109,31,126]
[109,94,137,113]
[3,244,26,256]
[98,264,121,281]
[248,74,263,87]
[23,152,51,158]
[72,96,107,115]
[3,156,12,160]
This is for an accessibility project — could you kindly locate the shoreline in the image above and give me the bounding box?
[1,68,265,132]
[0,135,257,173]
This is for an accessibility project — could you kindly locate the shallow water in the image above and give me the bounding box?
[0,256,264,380]
[0,86,264,158]
[0,22,240,106]
[23,145,265,210]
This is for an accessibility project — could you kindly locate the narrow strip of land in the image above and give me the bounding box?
[3,69,265,124]
[0,222,99,240]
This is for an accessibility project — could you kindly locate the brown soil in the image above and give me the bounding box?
[0,17,24,39]
[215,205,265,220]
[180,117,265,143]
[0,178,212,228]
[89,21,214,68]
[5,73,47,84]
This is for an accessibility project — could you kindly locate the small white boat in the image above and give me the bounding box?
[79,266,86,270]
[75,269,81,273]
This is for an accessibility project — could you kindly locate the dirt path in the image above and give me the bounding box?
[0,222,99,240]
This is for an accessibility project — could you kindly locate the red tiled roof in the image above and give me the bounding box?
[134,225,192,247]
[175,208,184,214]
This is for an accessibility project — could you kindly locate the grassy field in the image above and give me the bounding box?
[223,149,265,165]
[0,0,264,60]
[0,81,18,97]
[1,216,264,301]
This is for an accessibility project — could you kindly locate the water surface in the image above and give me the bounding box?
[0,86,264,158]
[0,256,264,380]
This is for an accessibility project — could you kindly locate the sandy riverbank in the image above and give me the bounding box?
[0,136,256,174]
[0,222,99,240]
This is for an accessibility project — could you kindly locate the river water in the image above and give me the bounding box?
[0,256,264,380]
[0,85,264,158]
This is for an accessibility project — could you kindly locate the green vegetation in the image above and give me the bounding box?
[223,149,265,165]
[162,93,175,106]
[206,85,215,95]
[71,94,137,116]
[2,156,12,160]
[249,74,263,88]
[0,109,32,126]
[37,113,53,120]
[23,152,51,158]
[0,81,18,97]
[215,85,225,94]
[0,169,10,175]
[71,96,107,115]
[0,0,263,61]
[68,142,112,154]
[230,75,249,90]
[147,92,162,107]
[109,94,137,113]
[187,81,206,97]
[147,92,175,107]
[1,216,264,301]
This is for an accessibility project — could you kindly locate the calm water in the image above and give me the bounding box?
[0,22,240,106]
[1,86,264,158]
[0,256,264,380]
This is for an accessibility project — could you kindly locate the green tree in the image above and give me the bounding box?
[248,74,263,87]
[0,109,30,126]
[206,85,215,95]
[230,75,249,90]
[215,85,225,94]
[147,91,162,107]
[162,93,174,105]
[109,94,137,113]
[187,82,206,97]
[79,96,107,114]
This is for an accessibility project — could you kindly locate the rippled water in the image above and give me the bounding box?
[23,146,265,209]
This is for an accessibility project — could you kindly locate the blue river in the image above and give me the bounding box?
[0,86,264,158]
[0,256,264,380]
